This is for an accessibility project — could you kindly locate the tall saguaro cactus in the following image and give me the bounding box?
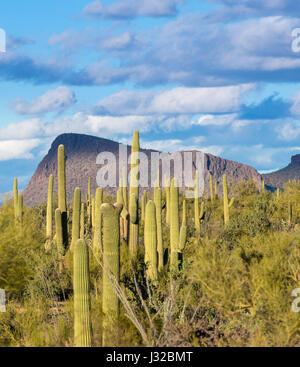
[55,209,64,257]
[154,182,163,271]
[129,193,138,254]
[101,203,122,347]
[164,177,170,226]
[194,171,200,233]
[223,174,229,226]
[144,201,158,280]
[71,188,81,252]
[179,200,187,253]
[46,175,54,239]
[87,177,92,227]
[93,188,103,255]
[80,203,85,239]
[141,191,147,222]
[170,178,179,271]
[73,239,92,347]
[58,144,68,248]
[13,178,18,221]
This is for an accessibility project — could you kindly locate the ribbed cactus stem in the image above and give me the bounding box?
[71,188,81,252]
[154,187,163,271]
[170,178,179,270]
[194,171,200,232]
[210,174,214,202]
[117,187,124,240]
[13,178,18,220]
[80,203,85,239]
[141,191,147,222]
[55,209,64,257]
[129,193,138,255]
[179,200,187,252]
[93,188,103,254]
[92,196,95,230]
[46,174,54,238]
[73,239,92,347]
[276,188,280,200]
[262,180,265,193]
[223,175,229,226]
[165,177,170,225]
[101,203,122,346]
[87,177,92,227]
[58,144,68,248]
[144,201,158,280]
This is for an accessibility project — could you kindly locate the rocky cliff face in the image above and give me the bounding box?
[23,133,263,207]
[263,154,300,189]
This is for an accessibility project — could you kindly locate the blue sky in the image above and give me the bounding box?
[1,0,300,196]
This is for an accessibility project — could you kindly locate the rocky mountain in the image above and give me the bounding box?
[263,154,300,189]
[23,133,263,207]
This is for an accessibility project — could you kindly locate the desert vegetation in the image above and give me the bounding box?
[0,130,300,347]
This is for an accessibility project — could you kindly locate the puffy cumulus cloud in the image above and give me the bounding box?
[94,85,254,116]
[83,0,184,19]
[11,86,76,116]
[0,139,41,161]
[277,122,300,141]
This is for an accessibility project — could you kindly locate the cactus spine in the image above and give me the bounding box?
[13,178,18,221]
[144,201,158,280]
[46,175,54,238]
[194,171,200,233]
[93,188,103,254]
[154,179,163,271]
[55,209,64,257]
[101,203,122,346]
[170,178,179,271]
[73,239,92,347]
[210,174,214,202]
[223,174,229,226]
[58,144,68,248]
[80,203,85,239]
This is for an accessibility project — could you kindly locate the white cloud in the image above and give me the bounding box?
[11,86,76,116]
[0,139,41,161]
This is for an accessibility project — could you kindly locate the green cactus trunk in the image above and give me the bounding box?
[93,188,103,255]
[262,180,265,193]
[210,174,214,202]
[194,171,200,233]
[129,131,140,255]
[13,178,18,221]
[87,177,92,227]
[121,167,128,242]
[154,186,163,271]
[223,175,229,226]
[165,177,170,225]
[70,188,81,252]
[144,201,158,281]
[170,178,179,271]
[122,167,128,209]
[179,200,187,253]
[17,194,23,226]
[55,209,64,257]
[92,196,95,231]
[101,203,122,346]
[46,175,54,239]
[73,239,92,347]
[80,203,85,239]
[58,144,68,249]
[141,191,147,222]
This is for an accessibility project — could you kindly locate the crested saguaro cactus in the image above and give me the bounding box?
[154,177,163,271]
[170,178,180,271]
[223,174,229,226]
[58,144,68,248]
[144,201,158,281]
[46,174,54,239]
[101,203,122,347]
[71,188,81,252]
[13,178,18,221]
[73,239,92,347]
[194,171,200,233]
[129,131,140,256]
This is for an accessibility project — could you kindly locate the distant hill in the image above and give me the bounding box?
[263,154,300,189]
[23,133,263,207]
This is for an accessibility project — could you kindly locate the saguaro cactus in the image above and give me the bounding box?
[87,177,92,227]
[144,201,158,281]
[71,188,81,252]
[73,239,92,347]
[223,174,229,226]
[194,171,200,233]
[179,200,187,253]
[154,184,163,271]
[80,203,85,239]
[46,174,54,239]
[93,188,103,254]
[129,131,140,255]
[141,191,147,222]
[214,181,218,200]
[165,177,170,225]
[58,144,68,248]
[101,203,122,346]
[55,209,64,257]
[210,174,214,202]
[13,178,18,221]
[262,180,265,193]
[170,178,179,271]
[92,197,95,230]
